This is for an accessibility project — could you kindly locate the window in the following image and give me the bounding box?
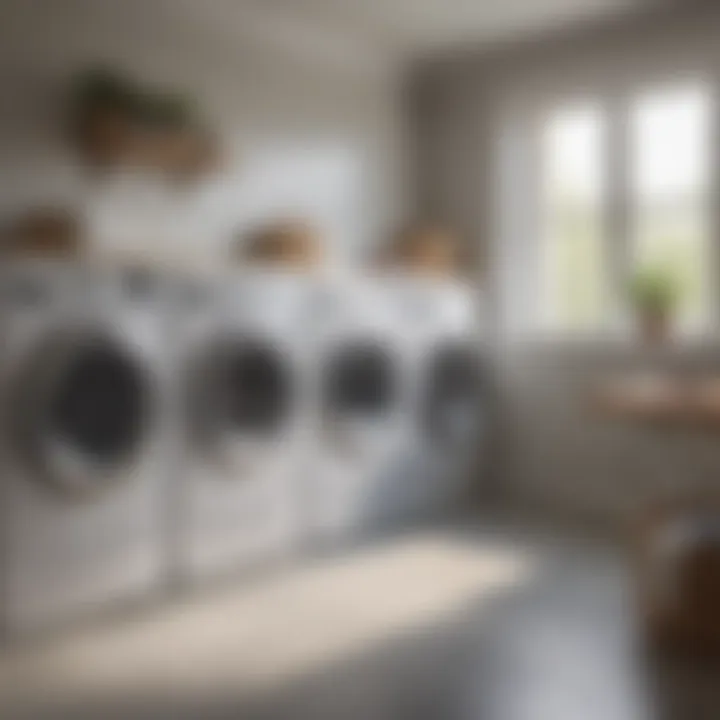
[631,85,713,330]
[512,81,715,338]
[539,105,607,332]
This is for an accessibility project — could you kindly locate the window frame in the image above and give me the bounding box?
[510,76,719,344]
[536,100,610,335]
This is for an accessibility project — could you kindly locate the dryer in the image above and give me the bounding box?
[0,262,174,634]
[171,269,316,583]
[309,275,414,545]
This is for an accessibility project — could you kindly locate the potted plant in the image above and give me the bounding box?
[69,67,220,180]
[69,67,142,168]
[630,264,683,344]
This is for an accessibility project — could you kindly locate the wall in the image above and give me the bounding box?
[496,342,720,527]
[411,2,720,527]
[0,0,409,268]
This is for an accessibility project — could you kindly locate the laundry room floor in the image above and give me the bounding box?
[0,520,716,719]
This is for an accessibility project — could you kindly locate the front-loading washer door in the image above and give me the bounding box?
[421,344,483,449]
[323,341,397,417]
[190,336,294,468]
[321,340,398,455]
[11,330,155,497]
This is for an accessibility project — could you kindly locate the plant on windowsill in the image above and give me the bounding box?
[630,264,683,344]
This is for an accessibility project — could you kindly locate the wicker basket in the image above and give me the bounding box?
[379,225,462,277]
[235,220,324,269]
[634,496,720,657]
[1,208,84,260]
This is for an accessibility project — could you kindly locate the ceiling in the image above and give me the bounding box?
[263,0,664,58]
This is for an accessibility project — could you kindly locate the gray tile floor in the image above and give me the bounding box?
[1,522,718,719]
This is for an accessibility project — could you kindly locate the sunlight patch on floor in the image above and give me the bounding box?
[0,535,539,711]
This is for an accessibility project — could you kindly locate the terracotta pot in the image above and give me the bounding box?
[638,308,672,344]
[75,106,136,169]
[138,127,220,182]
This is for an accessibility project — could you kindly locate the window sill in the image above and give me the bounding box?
[497,332,720,362]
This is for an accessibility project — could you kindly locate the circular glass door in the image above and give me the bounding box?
[422,345,483,447]
[323,341,396,418]
[13,332,154,495]
[190,337,294,460]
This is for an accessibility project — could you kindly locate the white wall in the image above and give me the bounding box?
[412,3,720,527]
[0,0,409,268]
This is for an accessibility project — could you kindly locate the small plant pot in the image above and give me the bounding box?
[141,127,219,182]
[638,308,672,344]
[75,106,137,169]
[68,68,219,182]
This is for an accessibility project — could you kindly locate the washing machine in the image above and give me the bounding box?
[171,269,316,583]
[0,262,175,634]
[399,276,487,516]
[309,274,416,545]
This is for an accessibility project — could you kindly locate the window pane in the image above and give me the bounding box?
[631,85,712,330]
[540,105,606,332]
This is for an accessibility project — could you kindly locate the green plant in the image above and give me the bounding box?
[630,264,683,314]
[138,91,197,130]
[68,65,214,179]
[70,66,142,116]
[70,67,196,128]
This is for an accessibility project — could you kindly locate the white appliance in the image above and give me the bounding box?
[309,275,415,544]
[397,276,485,516]
[0,263,174,634]
[171,270,316,583]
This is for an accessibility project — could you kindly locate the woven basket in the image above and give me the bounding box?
[379,225,462,277]
[236,220,324,269]
[1,208,84,260]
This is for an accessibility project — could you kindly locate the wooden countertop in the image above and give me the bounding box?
[593,374,720,428]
